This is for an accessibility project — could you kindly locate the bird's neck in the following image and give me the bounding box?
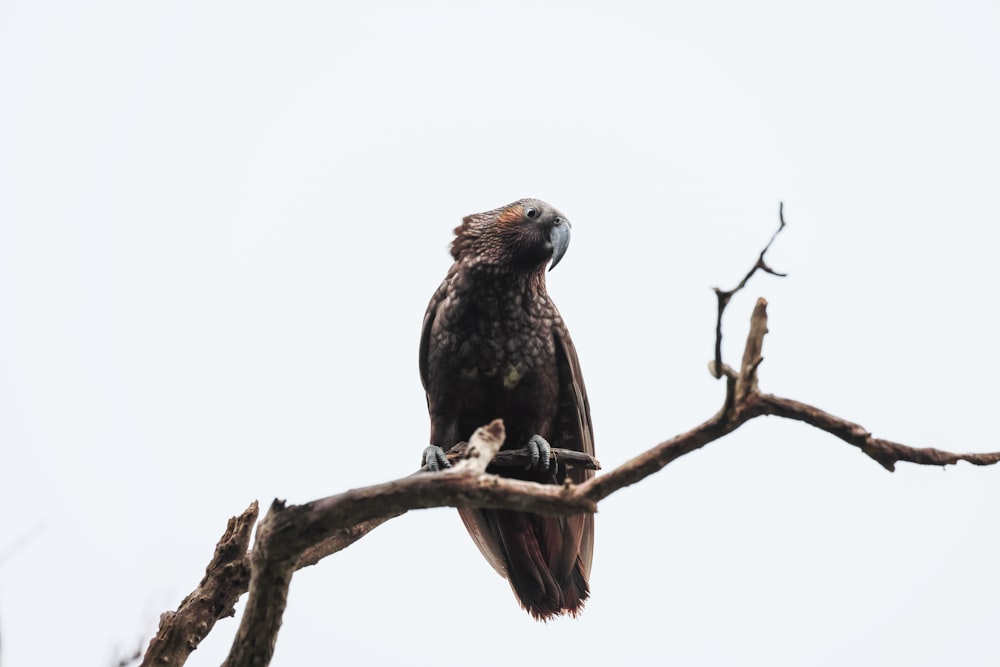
[459,261,548,314]
[466,261,546,291]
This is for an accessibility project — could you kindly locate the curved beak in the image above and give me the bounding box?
[548,218,571,271]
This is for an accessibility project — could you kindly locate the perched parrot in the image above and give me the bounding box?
[419,198,595,620]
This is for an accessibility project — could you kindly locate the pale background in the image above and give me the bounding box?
[2,2,998,666]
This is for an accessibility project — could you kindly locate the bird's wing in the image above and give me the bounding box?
[553,324,595,460]
[418,272,451,392]
[552,322,596,577]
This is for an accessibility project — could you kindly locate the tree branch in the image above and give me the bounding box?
[220,421,596,667]
[711,202,787,380]
[213,296,1000,666]
[752,392,1000,471]
[139,205,1000,667]
[445,442,601,471]
[138,502,257,667]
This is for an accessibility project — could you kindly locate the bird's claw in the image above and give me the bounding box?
[422,445,452,472]
[526,434,552,472]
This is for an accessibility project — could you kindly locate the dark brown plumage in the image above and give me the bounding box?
[419,198,595,620]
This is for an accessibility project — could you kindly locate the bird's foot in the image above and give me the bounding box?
[422,445,452,472]
[525,434,552,472]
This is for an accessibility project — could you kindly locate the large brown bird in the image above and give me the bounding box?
[419,198,595,620]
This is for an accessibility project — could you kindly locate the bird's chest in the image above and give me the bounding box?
[430,288,556,415]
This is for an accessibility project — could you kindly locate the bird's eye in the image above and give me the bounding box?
[524,207,539,219]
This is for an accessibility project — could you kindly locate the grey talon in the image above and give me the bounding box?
[527,435,552,472]
[422,445,451,472]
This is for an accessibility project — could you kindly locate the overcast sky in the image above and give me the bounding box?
[2,2,999,666]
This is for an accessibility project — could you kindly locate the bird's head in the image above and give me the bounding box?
[451,198,571,272]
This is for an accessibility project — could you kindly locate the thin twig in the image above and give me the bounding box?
[711,202,787,379]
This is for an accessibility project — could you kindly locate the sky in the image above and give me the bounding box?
[1,1,999,665]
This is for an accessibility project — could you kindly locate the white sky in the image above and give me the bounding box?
[2,1,999,665]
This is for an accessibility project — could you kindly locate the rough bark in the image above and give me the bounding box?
[139,502,257,667]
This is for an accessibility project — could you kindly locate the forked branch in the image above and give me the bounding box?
[711,202,787,381]
[138,205,1000,667]
[139,502,257,667]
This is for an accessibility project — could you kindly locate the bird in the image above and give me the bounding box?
[419,198,595,620]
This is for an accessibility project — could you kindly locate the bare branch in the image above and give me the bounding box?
[297,428,599,570]
[752,393,1000,471]
[138,425,601,667]
[155,293,1000,667]
[579,298,772,503]
[711,203,787,379]
[142,204,1000,666]
[579,411,737,502]
[294,516,400,570]
[450,420,506,473]
[735,297,769,406]
[221,422,596,667]
[139,502,257,667]
[446,442,601,471]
